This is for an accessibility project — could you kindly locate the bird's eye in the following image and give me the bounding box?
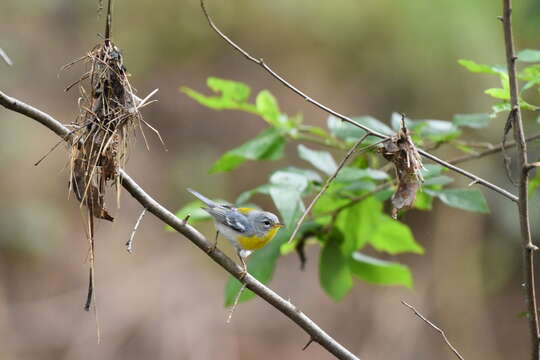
[263,220,271,226]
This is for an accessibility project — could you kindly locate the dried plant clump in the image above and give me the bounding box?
[64,40,158,222]
[380,119,424,219]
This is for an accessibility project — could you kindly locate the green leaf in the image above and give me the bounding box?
[166,201,212,231]
[518,49,540,63]
[335,197,383,255]
[370,215,424,255]
[207,77,251,102]
[319,230,353,301]
[181,78,257,112]
[415,191,433,210]
[327,115,393,143]
[458,59,507,77]
[349,252,413,288]
[485,87,510,100]
[224,203,303,306]
[415,119,461,141]
[336,167,389,182]
[453,113,492,129]
[298,144,338,175]
[256,90,281,126]
[269,169,308,226]
[312,183,350,215]
[421,164,444,178]
[429,188,490,213]
[423,175,454,186]
[210,128,285,173]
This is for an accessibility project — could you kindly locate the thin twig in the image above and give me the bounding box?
[501,1,540,358]
[0,90,360,360]
[401,301,464,360]
[200,0,518,203]
[288,133,369,244]
[226,283,246,324]
[449,133,540,165]
[126,208,147,253]
[0,48,13,66]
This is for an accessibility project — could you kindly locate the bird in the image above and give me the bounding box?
[187,188,283,276]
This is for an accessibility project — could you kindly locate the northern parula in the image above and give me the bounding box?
[187,188,284,275]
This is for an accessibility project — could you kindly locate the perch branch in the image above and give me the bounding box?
[200,0,518,203]
[0,90,360,360]
[401,301,464,360]
[501,1,540,358]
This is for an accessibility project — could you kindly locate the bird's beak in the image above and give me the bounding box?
[275,223,285,228]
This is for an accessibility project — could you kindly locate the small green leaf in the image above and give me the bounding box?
[298,144,338,176]
[415,119,461,141]
[210,128,285,173]
[421,164,444,178]
[415,191,433,210]
[327,115,393,143]
[207,77,251,102]
[335,197,383,255]
[336,167,389,182]
[458,59,507,77]
[319,231,353,301]
[518,49,540,63]
[349,252,413,288]
[453,113,492,129]
[370,215,424,255]
[269,169,308,226]
[429,188,490,213]
[423,175,454,186]
[256,90,281,126]
[485,87,510,100]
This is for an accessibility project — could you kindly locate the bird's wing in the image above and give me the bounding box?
[209,207,249,233]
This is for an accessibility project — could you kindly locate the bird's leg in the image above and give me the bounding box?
[237,251,248,280]
[207,231,219,253]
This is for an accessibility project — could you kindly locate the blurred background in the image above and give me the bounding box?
[1,0,540,359]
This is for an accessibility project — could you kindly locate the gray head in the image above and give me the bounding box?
[248,210,283,233]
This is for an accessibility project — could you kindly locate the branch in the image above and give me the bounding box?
[200,0,518,203]
[449,133,540,165]
[501,1,540,358]
[0,90,360,360]
[401,301,464,360]
[287,133,370,244]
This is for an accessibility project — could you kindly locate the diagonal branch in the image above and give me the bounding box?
[501,1,540,358]
[200,0,518,203]
[287,133,371,244]
[0,90,360,360]
[401,301,465,360]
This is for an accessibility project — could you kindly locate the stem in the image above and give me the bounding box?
[501,1,540,359]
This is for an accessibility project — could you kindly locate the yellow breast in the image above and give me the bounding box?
[238,227,280,251]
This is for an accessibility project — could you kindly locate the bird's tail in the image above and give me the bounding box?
[187,188,217,208]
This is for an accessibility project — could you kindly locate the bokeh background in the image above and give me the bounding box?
[1,1,540,359]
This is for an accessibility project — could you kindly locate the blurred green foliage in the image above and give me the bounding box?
[174,76,499,304]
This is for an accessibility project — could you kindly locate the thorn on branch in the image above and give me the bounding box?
[302,338,315,351]
[181,214,191,226]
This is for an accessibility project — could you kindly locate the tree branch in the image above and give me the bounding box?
[401,301,465,360]
[0,90,360,360]
[449,133,540,165]
[200,0,518,203]
[501,1,540,358]
[288,133,370,244]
